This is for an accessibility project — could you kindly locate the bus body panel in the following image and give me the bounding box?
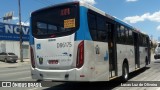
[139,46,148,67]
[92,41,109,81]
[31,40,110,81]
[117,44,135,76]
[34,34,75,70]
[75,6,92,40]
[31,40,78,81]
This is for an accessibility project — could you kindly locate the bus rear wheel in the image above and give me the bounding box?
[122,63,129,82]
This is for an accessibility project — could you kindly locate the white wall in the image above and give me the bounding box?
[0,40,30,59]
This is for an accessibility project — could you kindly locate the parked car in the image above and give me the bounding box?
[0,52,18,63]
[154,42,160,59]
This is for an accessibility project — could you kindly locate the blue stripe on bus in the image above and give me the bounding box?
[114,18,134,29]
[75,6,92,41]
[29,18,34,45]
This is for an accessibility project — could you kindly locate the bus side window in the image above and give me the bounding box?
[97,16,107,42]
[116,24,121,44]
[129,30,133,45]
[139,35,142,46]
[88,13,97,41]
[125,28,128,44]
[120,25,125,44]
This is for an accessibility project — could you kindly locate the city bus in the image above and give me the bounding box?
[30,1,150,82]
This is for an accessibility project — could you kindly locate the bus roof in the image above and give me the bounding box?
[31,1,147,35]
[79,1,134,28]
[80,1,148,35]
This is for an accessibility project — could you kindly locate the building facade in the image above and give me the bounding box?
[0,22,30,59]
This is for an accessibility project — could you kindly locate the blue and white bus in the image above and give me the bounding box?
[30,1,150,82]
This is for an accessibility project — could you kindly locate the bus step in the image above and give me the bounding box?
[135,68,140,70]
[109,76,118,80]
[110,71,116,77]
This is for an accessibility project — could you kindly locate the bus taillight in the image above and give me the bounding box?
[76,41,84,68]
[30,46,35,68]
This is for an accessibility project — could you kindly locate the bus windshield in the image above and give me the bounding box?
[31,3,79,38]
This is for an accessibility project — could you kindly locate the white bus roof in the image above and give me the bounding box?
[32,1,147,36]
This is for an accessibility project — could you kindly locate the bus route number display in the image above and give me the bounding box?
[64,19,75,28]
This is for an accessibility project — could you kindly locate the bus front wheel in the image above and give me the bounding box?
[122,63,129,82]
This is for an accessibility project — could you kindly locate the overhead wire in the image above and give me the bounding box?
[34,0,50,6]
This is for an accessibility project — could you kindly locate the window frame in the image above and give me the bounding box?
[31,3,80,39]
[87,10,108,42]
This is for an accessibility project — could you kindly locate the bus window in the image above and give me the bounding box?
[88,13,97,41]
[120,25,125,44]
[97,16,107,42]
[125,28,130,44]
[31,3,79,38]
[36,22,47,35]
[48,24,58,34]
[116,25,121,43]
[128,29,133,45]
[88,11,107,42]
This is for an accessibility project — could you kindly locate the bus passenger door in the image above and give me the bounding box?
[107,22,118,78]
[146,37,151,65]
[146,36,150,64]
[133,32,140,68]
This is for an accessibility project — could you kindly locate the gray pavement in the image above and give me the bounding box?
[0,58,64,90]
[0,59,30,68]
[0,59,46,90]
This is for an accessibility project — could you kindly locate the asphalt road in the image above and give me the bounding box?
[0,60,63,90]
[0,56,160,90]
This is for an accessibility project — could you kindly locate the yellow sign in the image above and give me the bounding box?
[64,19,75,28]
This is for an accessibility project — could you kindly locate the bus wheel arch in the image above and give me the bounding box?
[122,59,129,82]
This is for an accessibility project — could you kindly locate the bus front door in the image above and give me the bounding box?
[107,23,117,78]
[133,32,140,69]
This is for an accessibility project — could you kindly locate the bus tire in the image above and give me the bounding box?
[122,63,129,82]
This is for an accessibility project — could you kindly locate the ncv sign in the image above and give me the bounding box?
[5,25,29,35]
[0,22,29,41]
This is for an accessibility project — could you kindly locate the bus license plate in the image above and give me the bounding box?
[48,60,58,64]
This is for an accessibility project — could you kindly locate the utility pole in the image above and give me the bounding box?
[18,0,23,62]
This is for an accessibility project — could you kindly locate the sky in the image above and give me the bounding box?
[0,0,160,41]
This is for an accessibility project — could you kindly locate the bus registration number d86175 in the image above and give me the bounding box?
[57,42,72,48]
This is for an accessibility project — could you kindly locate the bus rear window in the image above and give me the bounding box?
[31,3,79,38]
